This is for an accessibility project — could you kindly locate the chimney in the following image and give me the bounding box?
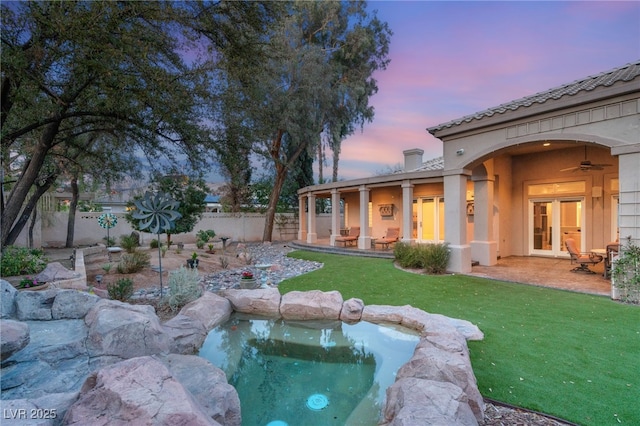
[403,148,424,171]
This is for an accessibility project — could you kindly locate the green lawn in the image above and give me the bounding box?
[279,251,640,425]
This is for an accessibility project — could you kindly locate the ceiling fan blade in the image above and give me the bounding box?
[560,166,579,172]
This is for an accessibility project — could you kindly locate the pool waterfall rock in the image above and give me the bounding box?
[0,280,485,425]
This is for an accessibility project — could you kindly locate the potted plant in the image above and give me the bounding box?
[240,270,258,289]
[207,243,215,254]
[187,252,199,269]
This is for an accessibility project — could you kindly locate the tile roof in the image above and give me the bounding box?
[428,61,640,133]
[394,156,444,173]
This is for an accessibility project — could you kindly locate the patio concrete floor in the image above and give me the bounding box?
[290,240,611,297]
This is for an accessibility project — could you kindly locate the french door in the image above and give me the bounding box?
[413,197,445,243]
[530,198,584,256]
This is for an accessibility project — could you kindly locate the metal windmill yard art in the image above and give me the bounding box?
[97,213,118,247]
[132,191,182,297]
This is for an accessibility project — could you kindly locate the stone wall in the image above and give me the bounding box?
[1,282,484,425]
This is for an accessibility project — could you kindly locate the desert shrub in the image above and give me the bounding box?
[196,229,216,243]
[119,234,139,253]
[612,237,640,304]
[219,256,229,269]
[196,239,205,249]
[0,246,48,276]
[149,239,160,249]
[116,251,150,273]
[102,236,116,246]
[107,278,134,301]
[394,242,450,274]
[421,243,450,274]
[164,266,202,311]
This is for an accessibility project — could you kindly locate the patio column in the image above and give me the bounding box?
[330,189,340,246]
[401,181,414,243]
[613,146,640,245]
[358,185,371,249]
[297,195,307,241]
[471,175,498,266]
[306,193,317,243]
[444,172,471,273]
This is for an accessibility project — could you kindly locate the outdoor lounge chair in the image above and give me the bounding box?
[374,227,400,250]
[335,226,360,247]
[564,238,603,274]
[604,242,621,279]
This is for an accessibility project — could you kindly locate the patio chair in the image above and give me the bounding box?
[374,227,400,250]
[334,226,360,247]
[564,238,603,274]
[604,242,621,279]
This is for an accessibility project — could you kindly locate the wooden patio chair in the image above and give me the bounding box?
[374,227,400,250]
[564,238,603,274]
[334,226,360,247]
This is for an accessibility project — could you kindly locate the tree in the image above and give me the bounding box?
[215,1,391,241]
[1,1,277,249]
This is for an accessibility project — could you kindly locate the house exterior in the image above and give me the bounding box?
[297,61,640,273]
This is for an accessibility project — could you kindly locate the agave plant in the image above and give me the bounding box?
[132,191,182,297]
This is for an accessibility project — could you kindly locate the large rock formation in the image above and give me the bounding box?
[0,279,484,425]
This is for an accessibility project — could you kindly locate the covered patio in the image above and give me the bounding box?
[290,239,611,297]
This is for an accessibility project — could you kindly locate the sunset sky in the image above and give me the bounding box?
[330,1,640,181]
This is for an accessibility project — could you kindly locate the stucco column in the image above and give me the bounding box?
[306,194,317,243]
[358,185,371,249]
[330,189,340,246]
[444,173,471,273]
[613,146,640,245]
[402,180,414,243]
[297,195,307,241]
[471,176,498,266]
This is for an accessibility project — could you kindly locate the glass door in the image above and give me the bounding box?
[414,197,445,243]
[530,198,583,256]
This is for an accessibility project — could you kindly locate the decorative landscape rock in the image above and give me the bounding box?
[84,299,170,359]
[340,297,365,323]
[220,287,281,317]
[1,280,17,318]
[51,290,99,320]
[160,354,241,426]
[0,320,30,361]
[36,262,81,283]
[15,290,57,321]
[382,378,478,426]
[1,286,484,425]
[280,289,343,320]
[63,356,220,426]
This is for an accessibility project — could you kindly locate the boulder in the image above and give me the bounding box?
[220,288,281,317]
[1,320,90,400]
[35,262,80,282]
[396,336,484,421]
[15,290,57,321]
[178,291,232,330]
[382,378,478,426]
[361,304,407,325]
[0,320,30,361]
[84,299,170,359]
[162,314,207,354]
[63,356,219,426]
[51,290,100,320]
[280,290,343,320]
[340,297,364,323]
[161,354,241,426]
[1,279,17,318]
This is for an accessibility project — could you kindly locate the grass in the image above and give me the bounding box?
[279,251,640,426]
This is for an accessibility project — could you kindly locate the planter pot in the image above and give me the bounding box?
[240,278,259,289]
[187,259,199,269]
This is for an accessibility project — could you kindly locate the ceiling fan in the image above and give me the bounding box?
[560,145,612,172]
